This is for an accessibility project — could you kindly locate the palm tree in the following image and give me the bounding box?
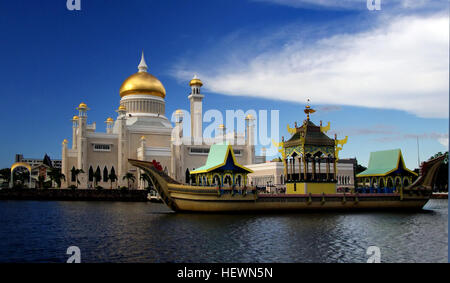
[140,173,151,189]
[108,170,118,189]
[71,168,84,188]
[122,173,136,189]
[48,168,65,188]
[0,168,11,183]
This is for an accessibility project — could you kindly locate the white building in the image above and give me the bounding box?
[61,53,263,189]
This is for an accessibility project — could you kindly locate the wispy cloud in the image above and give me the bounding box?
[253,0,447,10]
[372,132,449,145]
[331,124,397,136]
[174,13,449,118]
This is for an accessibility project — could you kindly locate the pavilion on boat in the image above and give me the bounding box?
[273,103,348,194]
[190,143,253,187]
[356,149,417,193]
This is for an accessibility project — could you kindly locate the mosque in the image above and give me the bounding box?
[61,53,263,189]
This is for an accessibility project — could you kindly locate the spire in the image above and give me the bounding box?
[138,51,148,73]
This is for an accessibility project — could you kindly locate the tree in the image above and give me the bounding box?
[0,168,11,183]
[108,170,118,189]
[71,168,84,188]
[122,173,136,189]
[48,168,65,188]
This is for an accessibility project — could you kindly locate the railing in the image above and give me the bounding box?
[355,187,397,194]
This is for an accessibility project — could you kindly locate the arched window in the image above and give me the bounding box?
[103,166,108,182]
[88,166,94,182]
[71,166,76,182]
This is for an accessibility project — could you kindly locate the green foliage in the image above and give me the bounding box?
[108,170,118,189]
[0,168,11,182]
[122,173,136,189]
[47,168,65,188]
[71,168,84,188]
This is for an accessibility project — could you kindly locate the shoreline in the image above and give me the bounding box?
[0,188,149,202]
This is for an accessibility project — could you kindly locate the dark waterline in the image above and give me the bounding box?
[0,199,447,263]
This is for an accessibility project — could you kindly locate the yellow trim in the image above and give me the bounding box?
[320,122,330,133]
[191,145,254,174]
[356,151,418,177]
[11,162,31,173]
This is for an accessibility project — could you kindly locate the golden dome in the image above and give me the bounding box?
[72,116,79,121]
[62,139,68,144]
[118,105,126,111]
[218,124,225,129]
[119,53,166,98]
[245,114,255,120]
[106,117,114,123]
[175,109,183,114]
[77,102,88,109]
[120,72,166,98]
[189,76,203,87]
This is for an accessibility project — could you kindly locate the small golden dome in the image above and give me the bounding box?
[62,139,68,144]
[175,109,183,114]
[77,102,87,109]
[72,116,79,121]
[245,114,254,120]
[120,72,166,98]
[118,105,126,111]
[140,136,146,140]
[106,117,114,123]
[218,124,225,129]
[189,76,203,87]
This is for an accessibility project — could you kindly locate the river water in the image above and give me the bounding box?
[0,199,447,263]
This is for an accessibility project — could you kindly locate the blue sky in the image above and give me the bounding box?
[0,0,448,169]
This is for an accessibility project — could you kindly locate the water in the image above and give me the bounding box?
[0,199,447,263]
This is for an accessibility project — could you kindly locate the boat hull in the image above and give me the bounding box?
[169,192,429,212]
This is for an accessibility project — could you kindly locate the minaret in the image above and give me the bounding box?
[105,117,114,134]
[188,75,204,144]
[171,110,184,180]
[76,102,89,172]
[72,116,79,149]
[245,114,256,165]
[218,124,226,143]
[61,139,69,187]
[117,105,128,186]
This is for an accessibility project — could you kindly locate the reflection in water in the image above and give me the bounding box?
[0,200,447,262]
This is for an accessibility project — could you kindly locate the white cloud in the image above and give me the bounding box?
[253,0,445,10]
[176,14,449,118]
[438,136,448,147]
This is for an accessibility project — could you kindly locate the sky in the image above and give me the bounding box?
[0,0,448,170]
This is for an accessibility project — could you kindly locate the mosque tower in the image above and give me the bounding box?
[188,75,204,143]
[76,102,89,171]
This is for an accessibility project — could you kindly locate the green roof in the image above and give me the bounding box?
[356,149,417,177]
[190,143,253,174]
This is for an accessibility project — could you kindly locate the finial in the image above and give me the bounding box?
[304,98,315,121]
[138,51,148,73]
[193,74,198,79]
